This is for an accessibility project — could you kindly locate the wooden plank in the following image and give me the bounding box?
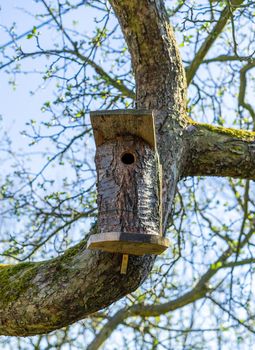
[87,232,169,256]
[159,163,163,236]
[90,109,156,149]
[120,254,129,274]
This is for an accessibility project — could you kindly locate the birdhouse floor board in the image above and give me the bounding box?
[87,232,169,256]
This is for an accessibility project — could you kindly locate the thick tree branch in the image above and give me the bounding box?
[184,122,255,179]
[186,0,244,85]
[0,237,154,336]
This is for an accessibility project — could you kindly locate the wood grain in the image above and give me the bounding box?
[87,232,169,255]
[91,109,156,149]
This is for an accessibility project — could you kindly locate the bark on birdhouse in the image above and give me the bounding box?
[87,110,169,256]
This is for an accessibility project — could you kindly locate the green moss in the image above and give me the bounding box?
[0,261,35,278]
[0,237,90,305]
[58,239,87,263]
[192,121,255,141]
[0,262,40,304]
[0,246,81,305]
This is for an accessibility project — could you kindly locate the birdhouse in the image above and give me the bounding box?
[87,109,169,273]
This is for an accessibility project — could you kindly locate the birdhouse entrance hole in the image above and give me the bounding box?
[121,152,135,165]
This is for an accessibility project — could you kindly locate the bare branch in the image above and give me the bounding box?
[87,224,255,350]
[0,48,135,100]
[71,49,135,99]
[203,55,255,64]
[186,0,244,85]
[238,62,255,124]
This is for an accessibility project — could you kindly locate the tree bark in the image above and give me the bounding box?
[185,123,255,179]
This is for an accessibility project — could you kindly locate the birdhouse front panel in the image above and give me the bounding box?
[96,134,160,237]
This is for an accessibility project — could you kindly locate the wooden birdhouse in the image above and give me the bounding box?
[87,110,169,273]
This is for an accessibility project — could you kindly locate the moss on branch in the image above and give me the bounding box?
[191,121,255,141]
[185,122,255,179]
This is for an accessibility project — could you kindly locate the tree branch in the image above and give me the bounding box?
[203,55,255,64]
[0,1,86,50]
[238,62,255,124]
[0,48,135,100]
[186,0,244,85]
[221,258,255,268]
[0,236,155,336]
[87,281,212,350]
[184,122,255,179]
[71,49,135,99]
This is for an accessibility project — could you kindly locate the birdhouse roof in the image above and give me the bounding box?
[90,109,156,149]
